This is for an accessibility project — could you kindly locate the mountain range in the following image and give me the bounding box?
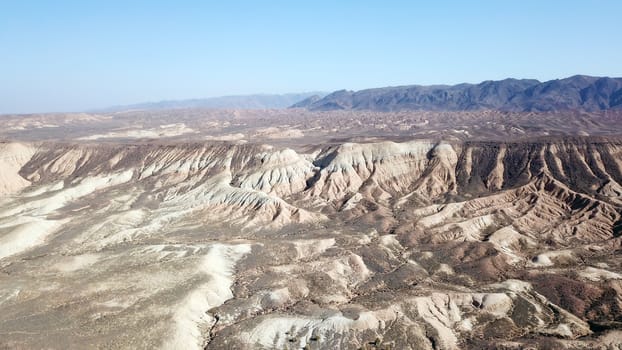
[292,75,622,112]
[96,92,326,112]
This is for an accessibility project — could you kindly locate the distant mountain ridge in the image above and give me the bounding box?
[291,75,622,112]
[97,92,327,112]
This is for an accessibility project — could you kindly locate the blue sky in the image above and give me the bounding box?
[1,0,621,113]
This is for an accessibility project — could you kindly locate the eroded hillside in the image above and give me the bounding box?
[1,135,621,349]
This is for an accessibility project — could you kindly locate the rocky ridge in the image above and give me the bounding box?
[0,137,621,349]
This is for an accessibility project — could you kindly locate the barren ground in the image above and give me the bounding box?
[0,109,621,349]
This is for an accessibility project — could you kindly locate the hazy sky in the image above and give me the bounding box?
[1,0,621,113]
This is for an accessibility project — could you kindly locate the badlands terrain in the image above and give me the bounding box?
[1,107,622,349]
